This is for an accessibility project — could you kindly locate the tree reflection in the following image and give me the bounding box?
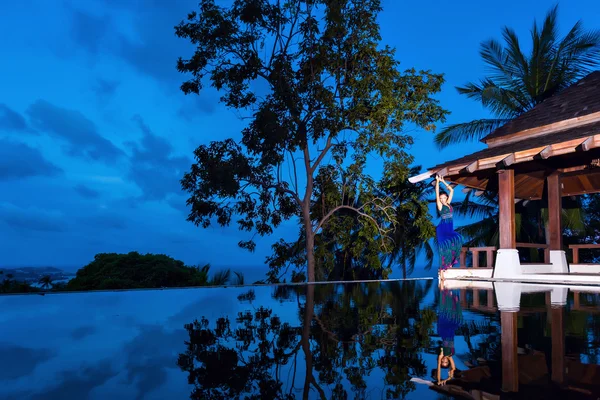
[177,281,435,399]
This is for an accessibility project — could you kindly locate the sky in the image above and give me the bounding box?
[0,0,599,274]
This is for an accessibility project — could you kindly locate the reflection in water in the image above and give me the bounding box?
[177,281,600,399]
[435,288,462,384]
[177,281,436,399]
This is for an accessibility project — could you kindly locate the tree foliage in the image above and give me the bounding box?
[65,252,241,291]
[178,280,436,399]
[0,270,40,294]
[175,0,447,281]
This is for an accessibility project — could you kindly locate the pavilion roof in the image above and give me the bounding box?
[431,121,600,174]
[408,71,600,194]
[482,71,600,145]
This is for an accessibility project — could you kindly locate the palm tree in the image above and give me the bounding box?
[434,5,600,148]
[385,166,437,278]
[38,275,53,290]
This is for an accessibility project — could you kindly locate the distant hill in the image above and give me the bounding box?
[0,266,75,284]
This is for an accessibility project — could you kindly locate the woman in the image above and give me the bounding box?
[435,176,463,271]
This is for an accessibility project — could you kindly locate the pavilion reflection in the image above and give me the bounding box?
[439,280,600,399]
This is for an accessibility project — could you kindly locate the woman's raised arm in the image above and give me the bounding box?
[435,176,442,211]
[442,177,454,204]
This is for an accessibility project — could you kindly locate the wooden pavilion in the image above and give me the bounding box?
[410,71,600,283]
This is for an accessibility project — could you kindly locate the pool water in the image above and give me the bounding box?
[0,280,599,399]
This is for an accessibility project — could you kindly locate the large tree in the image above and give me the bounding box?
[434,4,600,148]
[175,0,447,282]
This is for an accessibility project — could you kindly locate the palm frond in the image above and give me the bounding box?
[209,269,231,286]
[232,271,245,285]
[453,193,497,220]
[458,218,499,247]
[433,118,509,148]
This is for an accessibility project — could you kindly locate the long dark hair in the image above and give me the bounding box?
[436,190,449,217]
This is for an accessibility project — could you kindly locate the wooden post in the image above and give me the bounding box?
[498,170,516,249]
[551,307,565,384]
[473,289,480,308]
[472,249,480,268]
[460,248,467,268]
[573,291,580,309]
[572,247,579,264]
[501,311,519,392]
[547,173,563,251]
[487,289,494,309]
[460,289,467,308]
[486,249,494,268]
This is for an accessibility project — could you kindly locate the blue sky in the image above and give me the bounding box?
[0,0,599,274]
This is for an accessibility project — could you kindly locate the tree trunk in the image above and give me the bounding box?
[302,284,315,400]
[303,203,316,283]
[306,232,316,283]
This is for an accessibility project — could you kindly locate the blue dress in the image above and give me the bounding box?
[436,205,463,270]
[438,289,463,356]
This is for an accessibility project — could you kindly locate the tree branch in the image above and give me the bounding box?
[310,134,333,173]
[313,199,395,251]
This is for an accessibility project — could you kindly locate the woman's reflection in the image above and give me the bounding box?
[435,287,462,385]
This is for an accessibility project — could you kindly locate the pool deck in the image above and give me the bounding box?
[441,267,600,287]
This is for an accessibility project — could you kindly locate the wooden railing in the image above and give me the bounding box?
[572,291,600,313]
[569,244,600,264]
[459,246,496,268]
[458,243,550,267]
[516,242,550,263]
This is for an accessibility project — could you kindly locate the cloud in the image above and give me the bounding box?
[0,203,66,233]
[0,104,33,133]
[82,211,127,230]
[0,344,55,380]
[0,139,63,180]
[68,7,111,55]
[92,78,119,101]
[67,3,220,108]
[121,325,187,400]
[127,116,191,201]
[74,184,100,199]
[26,100,124,164]
[166,195,189,215]
[177,95,219,121]
[29,360,118,400]
[70,326,97,340]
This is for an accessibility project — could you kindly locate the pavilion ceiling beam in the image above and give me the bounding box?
[408,170,433,184]
[413,136,600,185]
[499,153,516,167]
[465,160,479,173]
[436,167,448,178]
[538,137,591,160]
[580,134,600,151]
[539,145,553,160]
